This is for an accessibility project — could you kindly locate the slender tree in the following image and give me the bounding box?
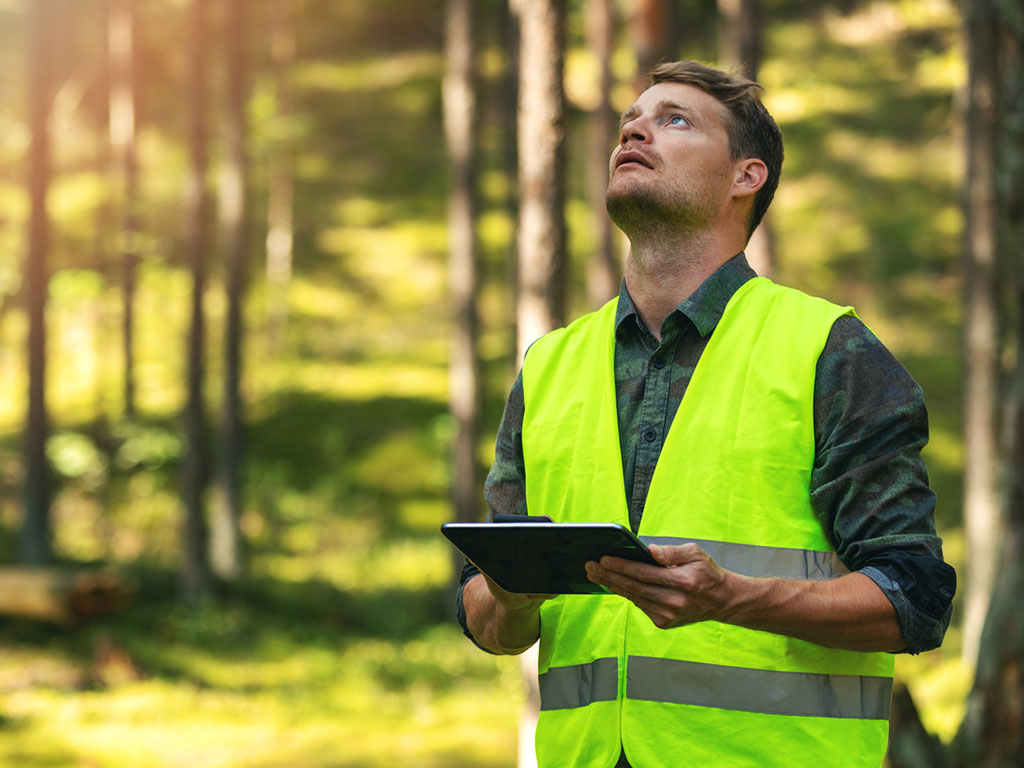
[211,0,249,582]
[716,0,774,276]
[513,0,567,365]
[265,0,295,352]
[585,0,620,308]
[499,0,521,369]
[510,3,568,764]
[955,0,1024,758]
[21,0,56,565]
[444,0,483,544]
[628,0,677,94]
[108,0,140,418]
[958,0,1001,666]
[181,0,211,602]
[717,0,761,77]
[888,0,1024,764]
[91,1,112,418]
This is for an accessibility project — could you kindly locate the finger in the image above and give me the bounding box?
[650,543,708,567]
[587,563,687,628]
[588,560,674,601]
[598,555,682,588]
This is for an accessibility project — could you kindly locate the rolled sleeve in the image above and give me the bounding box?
[811,316,955,653]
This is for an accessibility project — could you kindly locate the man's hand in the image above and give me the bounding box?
[585,543,735,629]
[463,573,555,655]
[482,573,555,612]
[585,542,907,652]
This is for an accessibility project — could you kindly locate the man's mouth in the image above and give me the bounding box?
[615,150,654,170]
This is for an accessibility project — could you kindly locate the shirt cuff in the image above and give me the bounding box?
[859,564,953,654]
[456,560,498,654]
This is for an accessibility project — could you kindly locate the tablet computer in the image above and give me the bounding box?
[441,521,659,594]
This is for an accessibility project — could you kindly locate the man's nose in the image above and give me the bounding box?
[620,117,649,144]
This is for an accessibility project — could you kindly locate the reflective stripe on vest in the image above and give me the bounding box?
[640,536,850,581]
[539,657,619,711]
[540,657,892,720]
[626,657,893,720]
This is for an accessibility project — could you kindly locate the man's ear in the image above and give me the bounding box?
[733,158,768,199]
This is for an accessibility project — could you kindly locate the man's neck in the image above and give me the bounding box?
[624,228,740,341]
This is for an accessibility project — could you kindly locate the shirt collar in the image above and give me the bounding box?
[615,252,757,339]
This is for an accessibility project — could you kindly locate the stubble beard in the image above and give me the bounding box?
[605,176,715,245]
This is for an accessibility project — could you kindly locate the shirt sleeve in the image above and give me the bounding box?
[811,315,956,654]
[455,371,528,650]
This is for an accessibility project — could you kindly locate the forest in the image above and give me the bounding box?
[1,0,1022,766]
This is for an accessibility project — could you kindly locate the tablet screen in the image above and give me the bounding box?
[442,522,659,594]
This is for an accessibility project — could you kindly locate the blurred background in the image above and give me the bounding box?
[1,0,1021,765]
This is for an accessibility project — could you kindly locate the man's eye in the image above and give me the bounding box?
[667,115,688,127]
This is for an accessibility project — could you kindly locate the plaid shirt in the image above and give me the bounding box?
[458,253,954,654]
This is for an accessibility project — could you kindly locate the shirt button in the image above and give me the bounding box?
[643,428,658,443]
[652,358,666,370]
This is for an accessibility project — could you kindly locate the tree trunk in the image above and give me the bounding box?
[955,1,1024,760]
[585,0,620,308]
[513,0,567,365]
[717,0,775,277]
[500,0,520,371]
[212,0,248,582]
[511,3,567,765]
[887,681,952,768]
[717,0,761,78]
[109,0,140,420]
[959,0,1001,667]
[888,1,1024,765]
[628,0,676,94]
[21,0,55,566]
[181,0,211,603]
[444,0,483,542]
[265,0,295,353]
[93,1,113,417]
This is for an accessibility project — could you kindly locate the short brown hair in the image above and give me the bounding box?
[648,61,783,239]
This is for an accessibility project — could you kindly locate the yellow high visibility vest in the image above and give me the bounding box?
[521,277,894,768]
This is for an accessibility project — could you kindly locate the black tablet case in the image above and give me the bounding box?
[441,521,658,594]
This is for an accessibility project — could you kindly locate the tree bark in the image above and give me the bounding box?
[959,0,1001,667]
[717,0,761,78]
[628,0,676,94]
[181,0,211,603]
[21,0,56,566]
[265,0,295,353]
[585,0,620,308]
[500,0,520,370]
[717,0,775,277]
[211,0,249,582]
[513,0,567,366]
[443,0,483,543]
[887,681,953,768]
[955,2,1024,760]
[108,0,140,420]
[888,1,1024,764]
[510,4,568,765]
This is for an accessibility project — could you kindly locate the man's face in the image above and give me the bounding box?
[606,82,737,234]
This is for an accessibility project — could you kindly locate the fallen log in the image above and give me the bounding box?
[0,567,133,624]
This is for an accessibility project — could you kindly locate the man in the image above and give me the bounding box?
[457,61,954,768]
